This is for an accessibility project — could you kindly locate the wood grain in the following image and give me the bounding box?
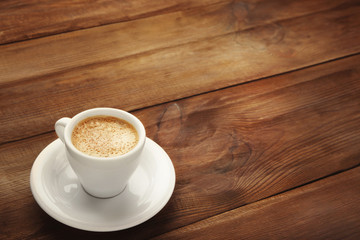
[1,0,359,239]
[0,0,351,45]
[2,0,354,86]
[1,55,359,239]
[0,133,58,240]
[0,0,224,45]
[1,0,359,144]
[154,167,360,240]
[135,54,360,230]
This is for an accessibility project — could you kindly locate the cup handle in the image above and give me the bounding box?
[55,117,71,143]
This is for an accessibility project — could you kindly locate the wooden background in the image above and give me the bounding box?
[1,0,359,239]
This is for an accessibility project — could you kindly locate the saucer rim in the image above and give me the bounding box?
[30,137,176,232]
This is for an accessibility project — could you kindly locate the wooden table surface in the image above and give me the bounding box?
[1,0,360,239]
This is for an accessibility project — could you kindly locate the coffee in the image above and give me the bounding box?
[71,115,139,157]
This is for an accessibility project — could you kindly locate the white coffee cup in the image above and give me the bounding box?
[55,108,146,198]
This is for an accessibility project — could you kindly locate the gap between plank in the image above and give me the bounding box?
[131,52,360,113]
[0,130,55,147]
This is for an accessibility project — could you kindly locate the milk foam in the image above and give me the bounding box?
[71,116,138,157]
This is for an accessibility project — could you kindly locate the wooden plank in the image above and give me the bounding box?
[134,54,360,231]
[154,167,360,240]
[1,0,353,86]
[0,0,350,45]
[0,0,224,45]
[1,55,359,239]
[1,0,359,143]
[0,1,236,85]
[0,133,57,240]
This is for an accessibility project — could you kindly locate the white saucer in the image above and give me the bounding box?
[30,138,175,232]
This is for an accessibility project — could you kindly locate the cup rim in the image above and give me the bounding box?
[63,107,146,161]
